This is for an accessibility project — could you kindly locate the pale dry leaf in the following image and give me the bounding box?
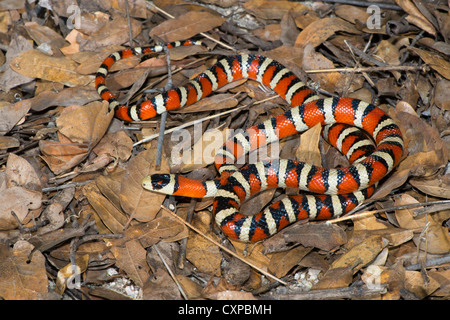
[0,241,47,300]
[10,49,93,87]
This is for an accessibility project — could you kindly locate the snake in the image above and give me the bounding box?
[96,40,404,242]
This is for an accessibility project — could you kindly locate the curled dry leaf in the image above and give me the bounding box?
[0,241,47,300]
[149,10,226,42]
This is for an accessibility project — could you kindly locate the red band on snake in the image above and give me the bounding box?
[96,41,404,242]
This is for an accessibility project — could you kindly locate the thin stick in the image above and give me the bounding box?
[327,199,450,224]
[153,243,188,299]
[133,95,278,147]
[160,205,287,285]
[148,3,236,52]
[295,0,402,10]
[305,65,427,74]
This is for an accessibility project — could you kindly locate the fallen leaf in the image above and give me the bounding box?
[120,148,169,222]
[149,10,225,42]
[330,235,388,273]
[10,49,93,87]
[110,240,150,287]
[295,17,360,48]
[0,241,47,299]
[283,223,347,251]
[55,254,89,295]
[268,245,312,278]
[244,0,309,20]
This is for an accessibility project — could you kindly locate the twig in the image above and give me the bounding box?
[153,243,188,300]
[133,95,278,147]
[177,198,197,269]
[265,283,387,300]
[405,254,450,271]
[294,0,402,10]
[42,180,92,193]
[147,3,236,52]
[125,0,134,47]
[155,46,173,170]
[305,65,427,74]
[327,199,450,224]
[160,205,287,285]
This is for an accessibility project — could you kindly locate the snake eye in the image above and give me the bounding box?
[151,174,171,189]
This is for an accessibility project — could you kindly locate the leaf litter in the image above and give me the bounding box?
[0,0,448,301]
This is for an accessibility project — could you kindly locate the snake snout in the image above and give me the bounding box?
[142,174,171,191]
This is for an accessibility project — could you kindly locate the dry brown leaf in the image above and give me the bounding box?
[176,274,203,299]
[55,254,89,295]
[268,246,312,278]
[434,79,450,111]
[295,17,360,48]
[394,194,428,229]
[283,223,347,251]
[414,224,450,255]
[39,136,90,175]
[29,88,99,112]
[180,126,229,172]
[24,21,67,50]
[409,47,450,80]
[80,16,142,51]
[302,44,344,94]
[297,122,322,166]
[348,228,414,248]
[56,101,113,145]
[395,0,436,35]
[120,148,169,222]
[0,99,32,135]
[111,215,188,248]
[409,174,450,199]
[0,241,47,300]
[186,211,222,275]
[334,5,370,24]
[149,10,225,42]
[10,49,93,87]
[110,240,150,288]
[0,35,34,92]
[0,136,19,149]
[93,131,133,162]
[243,0,309,20]
[404,270,440,298]
[83,182,129,234]
[313,267,354,289]
[0,154,42,230]
[330,235,388,273]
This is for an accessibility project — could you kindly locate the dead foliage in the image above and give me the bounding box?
[0,0,449,301]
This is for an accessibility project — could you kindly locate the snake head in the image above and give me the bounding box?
[142,174,173,193]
